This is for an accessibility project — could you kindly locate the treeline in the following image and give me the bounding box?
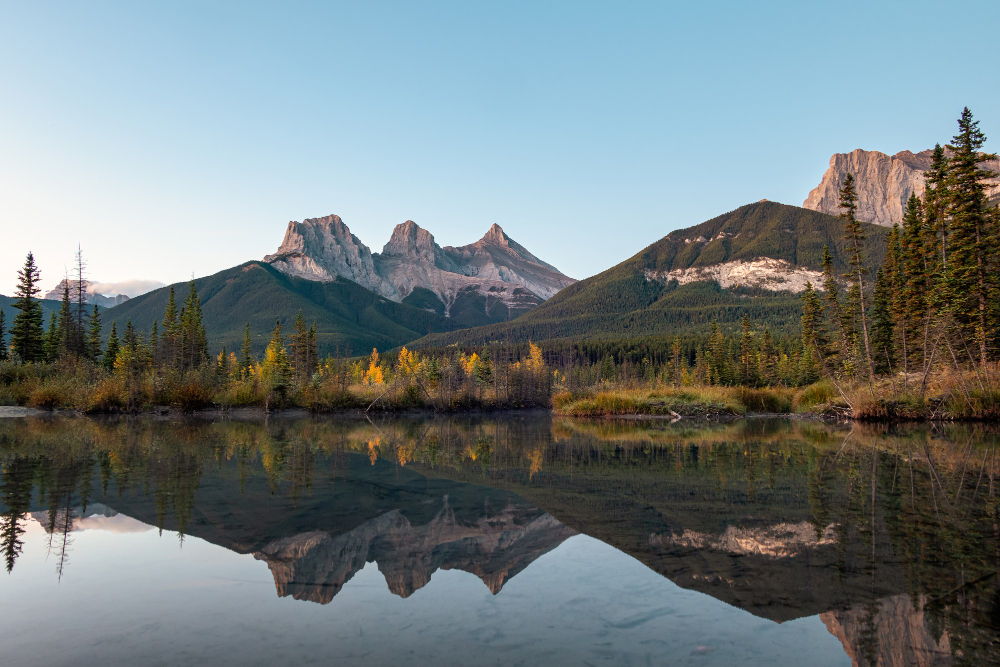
[800,108,1000,399]
[0,257,553,410]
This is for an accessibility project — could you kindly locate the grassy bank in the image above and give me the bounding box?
[552,385,801,417]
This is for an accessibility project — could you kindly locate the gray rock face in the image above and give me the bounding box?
[263,214,398,299]
[253,497,577,604]
[43,279,129,308]
[804,148,1000,226]
[264,214,575,319]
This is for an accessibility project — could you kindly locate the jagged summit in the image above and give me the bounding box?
[264,213,575,326]
[480,223,508,246]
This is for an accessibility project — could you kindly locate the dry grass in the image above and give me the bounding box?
[551,385,797,417]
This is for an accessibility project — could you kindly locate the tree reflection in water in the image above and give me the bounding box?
[1,415,998,665]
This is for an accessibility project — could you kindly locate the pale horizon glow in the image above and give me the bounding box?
[2,1,998,297]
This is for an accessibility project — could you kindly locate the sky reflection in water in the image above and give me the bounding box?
[1,415,998,666]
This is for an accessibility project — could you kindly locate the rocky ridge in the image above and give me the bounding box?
[804,148,1000,226]
[264,215,574,323]
[43,279,129,308]
[252,496,577,604]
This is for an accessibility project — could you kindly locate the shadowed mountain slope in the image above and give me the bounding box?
[101,261,460,356]
[412,201,890,346]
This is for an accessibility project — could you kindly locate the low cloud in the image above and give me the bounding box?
[89,279,165,297]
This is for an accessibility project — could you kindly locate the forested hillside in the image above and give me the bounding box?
[0,295,67,329]
[413,201,890,347]
[102,261,460,355]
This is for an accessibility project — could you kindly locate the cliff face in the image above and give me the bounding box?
[264,215,575,324]
[253,496,577,604]
[821,594,953,667]
[803,148,1000,226]
[263,214,396,299]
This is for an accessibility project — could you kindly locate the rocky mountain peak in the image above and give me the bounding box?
[480,223,509,247]
[263,214,397,299]
[381,220,438,262]
[264,212,575,323]
[804,148,1000,226]
[42,279,129,308]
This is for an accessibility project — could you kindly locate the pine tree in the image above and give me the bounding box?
[43,313,60,363]
[839,173,875,381]
[800,280,826,369]
[820,245,850,373]
[239,323,254,379]
[178,281,206,371]
[0,310,7,361]
[104,322,120,372]
[160,286,179,367]
[898,196,929,372]
[289,310,308,384]
[87,305,103,363]
[57,280,83,359]
[9,252,45,362]
[924,143,951,277]
[944,107,998,366]
[870,268,895,376]
[738,314,758,386]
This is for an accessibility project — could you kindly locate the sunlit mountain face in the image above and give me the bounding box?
[2,415,999,666]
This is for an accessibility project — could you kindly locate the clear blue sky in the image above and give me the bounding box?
[2,1,997,297]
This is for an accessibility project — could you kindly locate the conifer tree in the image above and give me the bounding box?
[870,268,895,375]
[924,143,951,275]
[160,286,179,367]
[56,280,84,359]
[800,281,826,369]
[738,314,758,386]
[289,310,309,384]
[944,107,998,366]
[898,196,929,371]
[43,313,60,363]
[820,245,850,373]
[124,319,136,351]
[178,281,207,371]
[239,323,254,379]
[10,252,45,362]
[0,310,7,361]
[87,305,103,363]
[104,322,120,372]
[839,173,875,381]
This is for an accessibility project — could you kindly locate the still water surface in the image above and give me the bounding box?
[1,415,998,666]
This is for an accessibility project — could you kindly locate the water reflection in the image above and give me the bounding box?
[1,415,999,665]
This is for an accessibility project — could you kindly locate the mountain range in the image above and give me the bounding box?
[413,201,889,347]
[264,215,575,326]
[83,145,984,354]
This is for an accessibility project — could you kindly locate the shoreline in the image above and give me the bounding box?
[4,403,991,424]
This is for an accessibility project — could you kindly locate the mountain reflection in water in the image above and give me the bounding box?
[1,415,999,666]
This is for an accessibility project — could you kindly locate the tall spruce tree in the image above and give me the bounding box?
[239,323,254,379]
[838,173,875,381]
[87,305,103,363]
[944,107,998,366]
[870,268,895,376]
[924,144,951,276]
[178,281,207,371]
[0,310,7,361]
[43,313,60,363]
[104,322,120,372]
[899,196,929,372]
[9,252,45,362]
[160,286,179,367]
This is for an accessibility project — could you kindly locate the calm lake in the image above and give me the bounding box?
[1,414,998,666]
